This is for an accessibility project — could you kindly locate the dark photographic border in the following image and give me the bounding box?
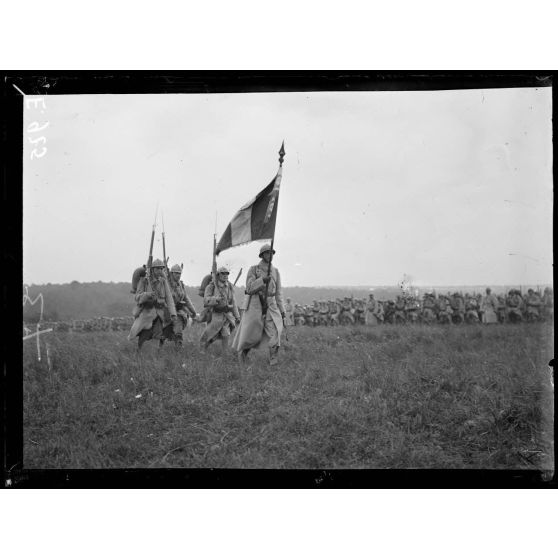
[3,71,555,488]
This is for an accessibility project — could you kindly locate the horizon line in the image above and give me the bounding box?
[22,280,553,289]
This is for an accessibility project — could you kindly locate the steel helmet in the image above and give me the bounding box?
[217,266,230,274]
[170,264,182,274]
[259,243,276,257]
[151,259,165,268]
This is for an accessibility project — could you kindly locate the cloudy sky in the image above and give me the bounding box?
[23,87,552,287]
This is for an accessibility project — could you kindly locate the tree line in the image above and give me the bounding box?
[22,281,536,322]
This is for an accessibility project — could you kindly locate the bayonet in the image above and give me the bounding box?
[233,267,243,286]
[162,212,169,277]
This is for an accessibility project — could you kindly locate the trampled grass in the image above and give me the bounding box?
[23,323,554,470]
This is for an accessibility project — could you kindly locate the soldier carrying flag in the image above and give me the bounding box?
[216,142,287,366]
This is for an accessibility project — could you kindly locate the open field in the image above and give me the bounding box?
[23,323,554,470]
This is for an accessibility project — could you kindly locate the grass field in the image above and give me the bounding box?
[23,322,554,470]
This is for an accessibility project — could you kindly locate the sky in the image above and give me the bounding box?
[23,87,553,288]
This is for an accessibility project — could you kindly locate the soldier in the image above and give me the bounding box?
[450,292,465,324]
[303,304,315,326]
[311,299,320,326]
[197,271,214,324]
[464,294,480,324]
[293,303,305,326]
[329,299,341,326]
[394,295,406,324]
[480,287,498,324]
[161,264,198,348]
[384,300,396,324]
[496,295,507,323]
[542,287,553,322]
[231,244,286,366]
[284,297,294,327]
[200,266,240,353]
[421,293,437,325]
[436,295,452,324]
[339,297,355,325]
[318,300,330,326]
[365,294,381,326]
[405,295,420,324]
[353,298,366,325]
[524,289,542,322]
[128,258,177,350]
[507,289,524,323]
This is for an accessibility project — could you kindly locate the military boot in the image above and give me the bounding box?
[220,336,229,354]
[269,346,279,366]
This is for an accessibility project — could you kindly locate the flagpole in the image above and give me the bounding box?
[263,141,285,313]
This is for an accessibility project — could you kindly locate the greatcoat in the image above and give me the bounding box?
[284,301,294,326]
[128,274,176,340]
[480,293,497,324]
[365,299,382,325]
[231,261,285,352]
[200,279,239,344]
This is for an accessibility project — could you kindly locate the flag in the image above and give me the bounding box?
[216,166,283,255]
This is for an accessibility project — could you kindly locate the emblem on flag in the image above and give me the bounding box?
[264,167,282,224]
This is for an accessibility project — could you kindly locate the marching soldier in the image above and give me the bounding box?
[394,295,406,324]
[404,295,420,324]
[339,297,355,325]
[365,294,382,326]
[312,299,320,326]
[524,289,542,322]
[480,287,499,324]
[353,298,366,325]
[231,244,286,366]
[496,295,507,323]
[293,303,305,326]
[197,271,214,323]
[304,304,315,326]
[128,258,177,350]
[284,297,295,326]
[421,293,437,325]
[200,266,240,353]
[318,300,330,326]
[329,299,340,326]
[507,289,524,323]
[436,295,452,324]
[542,287,553,322]
[165,264,197,348]
[384,300,396,324]
[464,294,480,324]
[450,292,465,324]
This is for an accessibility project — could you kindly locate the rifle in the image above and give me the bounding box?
[145,204,158,291]
[233,267,243,286]
[162,213,170,277]
[261,239,274,317]
[212,233,217,286]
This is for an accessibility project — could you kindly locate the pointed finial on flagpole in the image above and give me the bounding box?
[279,141,285,166]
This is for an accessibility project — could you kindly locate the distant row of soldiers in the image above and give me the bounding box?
[284,287,554,326]
[23,285,553,339]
